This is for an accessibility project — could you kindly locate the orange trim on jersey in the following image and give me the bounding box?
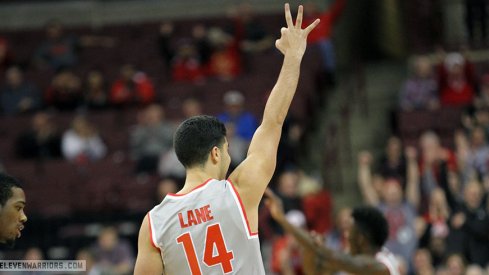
[147,213,161,252]
[166,178,213,197]
[227,179,259,236]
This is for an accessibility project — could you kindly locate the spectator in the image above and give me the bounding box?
[465,265,485,275]
[466,126,489,179]
[418,188,451,266]
[445,253,466,275]
[171,41,206,83]
[399,56,439,111]
[303,0,346,85]
[438,53,475,107]
[158,148,185,180]
[217,90,258,141]
[156,177,179,202]
[76,248,102,275]
[62,115,107,163]
[447,181,489,266]
[474,74,489,109]
[181,96,203,118]
[419,131,457,211]
[34,20,114,72]
[276,169,303,213]
[44,70,83,111]
[0,66,40,115]
[412,248,436,275]
[84,70,108,110]
[299,171,333,234]
[130,104,173,174]
[277,116,304,174]
[15,112,62,159]
[377,136,407,188]
[324,207,352,252]
[110,64,155,107]
[358,148,419,264]
[271,210,307,275]
[90,226,134,275]
[191,24,212,65]
[225,122,248,169]
[21,247,48,275]
[207,27,241,80]
[157,22,175,69]
[231,3,274,54]
[0,37,14,74]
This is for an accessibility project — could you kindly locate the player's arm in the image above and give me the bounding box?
[316,253,391,275]
[229,4,320,206]
[265,189,390,275]
[134,215,164,275]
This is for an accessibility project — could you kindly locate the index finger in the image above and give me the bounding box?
[304,18,320,35]
[284,3,294,28]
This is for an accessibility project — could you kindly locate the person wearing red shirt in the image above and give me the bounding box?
[110,64,155,107]
[303,0,346,81]
[438,53,475,107]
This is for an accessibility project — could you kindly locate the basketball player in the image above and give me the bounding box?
[265,189,400,275]
[134,4,320,274]
[0,174,27,247]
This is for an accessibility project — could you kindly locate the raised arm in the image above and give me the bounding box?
[405,147,420,209]
[134,215,164,275]
[229,4,320,207]
[357,151,380,205]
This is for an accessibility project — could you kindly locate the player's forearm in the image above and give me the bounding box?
[262,53,302,127]
[318,253,389,275]
[276,216,324,255]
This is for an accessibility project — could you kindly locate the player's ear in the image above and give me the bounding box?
[210,146,220,164]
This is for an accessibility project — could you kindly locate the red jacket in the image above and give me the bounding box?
[304,0,346,43]
[110,73,155,105]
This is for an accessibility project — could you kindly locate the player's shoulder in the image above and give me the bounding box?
[375,247,400,275]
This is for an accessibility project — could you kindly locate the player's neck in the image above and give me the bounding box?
[180,167,220,193]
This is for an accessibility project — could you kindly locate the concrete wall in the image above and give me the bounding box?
[0,0,325,30]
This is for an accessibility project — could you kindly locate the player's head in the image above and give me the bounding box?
[174,115,230,180]
[348,206,388,255]
[0,174,27,246]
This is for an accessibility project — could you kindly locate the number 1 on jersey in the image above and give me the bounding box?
[176,223,234,274]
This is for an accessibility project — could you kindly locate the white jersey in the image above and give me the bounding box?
[148,179,265,275]
[375,247,400,275]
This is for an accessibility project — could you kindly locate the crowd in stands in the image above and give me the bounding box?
[355,48,489,274]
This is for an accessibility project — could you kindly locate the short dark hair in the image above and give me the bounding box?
[352,206,389,248]
[0,174,22,207]
[174,115,226,168]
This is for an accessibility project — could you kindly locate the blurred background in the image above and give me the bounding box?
[0,0,488,274]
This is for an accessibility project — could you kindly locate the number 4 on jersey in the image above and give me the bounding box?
[176,223,234,274]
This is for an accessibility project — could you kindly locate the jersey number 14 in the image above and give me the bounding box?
[176,223,234,274]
